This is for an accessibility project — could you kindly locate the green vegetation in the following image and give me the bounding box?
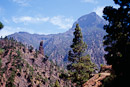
[0,58,2,68]
[34,49,38,58]
[102,0,130,86]
[59,73,68,81]
[100,64,103,67]
[6,69,16,87]
[28,45,33,53]
[98,73,101,77]
[44,77,48,83]
[101,74,116,87]
[0,48,5,55]
[67,24,96,86]
[9,50,12,61]
[0,22,3,30]
[54,80,60,87]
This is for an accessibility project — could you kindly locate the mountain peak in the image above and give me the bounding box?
[72,12,105,29]
[78,12,99,20]
[89,12,97,15]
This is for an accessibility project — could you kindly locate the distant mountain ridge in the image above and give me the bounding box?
[8,12,106,67]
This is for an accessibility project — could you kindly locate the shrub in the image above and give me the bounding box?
[0,58,2,68]
[0,48,5,55]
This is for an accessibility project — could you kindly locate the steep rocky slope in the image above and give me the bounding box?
[0,38,72,87]
[8,12,106,67]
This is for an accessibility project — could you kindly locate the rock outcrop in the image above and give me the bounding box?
[83,65,112,87]
[39,40,44,55]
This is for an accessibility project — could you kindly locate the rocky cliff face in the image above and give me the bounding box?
[8,12,106,67]
[0,38,72,87]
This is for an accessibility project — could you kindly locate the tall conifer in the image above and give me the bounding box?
[67,24,96,86]
[102,0,130,86]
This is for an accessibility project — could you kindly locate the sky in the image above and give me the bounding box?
[0,0,118,37]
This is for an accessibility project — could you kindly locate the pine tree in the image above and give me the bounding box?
[0,22,3,30]
[102,0,130,86]
[67,24,96,86]
[34,49,38,58]
[28,45,33,53]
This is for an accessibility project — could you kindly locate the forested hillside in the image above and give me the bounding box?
[0,38,72,87]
